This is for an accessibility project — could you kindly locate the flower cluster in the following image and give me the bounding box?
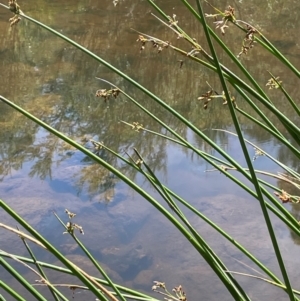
[152,281,187,301]
[205,5,236,35]
[253,147,265,161]
[131,121,143,132]
[63,209,84,235]
[198,88,235,110]
[266,76,282,89]
[237,25,258,58]
[8,0,21,27]
[95,88,120,102]
[65,222,84,235]
[136,35,170,53]
[274,190,292,204]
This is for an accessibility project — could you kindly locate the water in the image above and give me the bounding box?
[1,0,300,300]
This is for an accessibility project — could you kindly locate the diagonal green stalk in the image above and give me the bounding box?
[1,4,299,213]
[0,294,6,301]
[119,121,186,147]
[133,149,250,301]
[149,0,300,141]
[267,72,300,116]
[53,212,127,301]
[0,97,230,257]
[0,4,295,174]
[0,201,112,301]
[0,281,25,301]
[0,257,48,301]
[0,252,159,301]
[226,270,300,296]
[95,82,300,231]
[194,0,296,300]
[18,230,66,301]
[260,35,300,78]
[92,134,300,237]
[146,0,271,100]
[2,82,300,298]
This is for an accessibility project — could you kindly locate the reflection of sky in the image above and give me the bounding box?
[1,101,299,301]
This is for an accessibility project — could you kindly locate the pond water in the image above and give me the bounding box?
[1,0,300,300]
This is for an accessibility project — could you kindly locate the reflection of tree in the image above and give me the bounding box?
[27,133,68,180]
[0,114,36,181]
[74,163,117,202]
[1,0,300,200]
[276,143,300,174]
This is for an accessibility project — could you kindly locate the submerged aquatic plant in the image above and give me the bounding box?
[1,0,300,300]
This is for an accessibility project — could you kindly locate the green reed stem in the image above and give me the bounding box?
[94,81,300,235]
[0,92,248,299]
[92,131,300,239]
[0,257,47,301]
[134,149,251,301]
[0,251,158,301]
[53,212,127,301]
[196,2,259,300]
[147,2,300,143]
[267,72,300,116]
[260,35,300,78]
[1,3,299,219]
[195,0,296,300]
[19,232,65,301]
[0,201,113,301]
[0,4,292,179]
[0,281,25,301]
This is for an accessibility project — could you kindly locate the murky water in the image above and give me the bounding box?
[1,0,300,300]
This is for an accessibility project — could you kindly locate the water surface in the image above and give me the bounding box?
[1,0,300,300]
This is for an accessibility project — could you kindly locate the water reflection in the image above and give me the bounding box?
[1,0,300,300]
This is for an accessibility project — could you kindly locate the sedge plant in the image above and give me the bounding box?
[1,0,300,300]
